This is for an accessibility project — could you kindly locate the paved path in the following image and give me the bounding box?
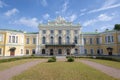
[0,59,46,80]
[80,60,120,79]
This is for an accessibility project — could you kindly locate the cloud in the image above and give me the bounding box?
[56,0,69,15]
[100,25,113,31]
[98,14,112,21]
[0,0,7,8]
[41,0,47,7]
[83,13,114,26]
[13,17,42,27]
[43,13,50,20]
[69,14,77,22]
[4,8,19,17]
[88,0,120,13]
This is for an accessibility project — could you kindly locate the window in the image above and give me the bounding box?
[42,49,45,54]
[9,36,11,43]
[84,38,86,44]
[90,38,93,44]
[66,36,70,44]
[58,30,62,34]
[26,38,29,44]
[58,49,62,54]
[42,37,46,44]
[32,49,35,54]
[42,30,46,34]
[74,30,78,34]
[96,38,100,44]
[105,35,114,43]
[16,36,18,43]
[0,48,1,55]
[33,38,36,44]
[75,49,78,54]
[26,49,29,54]
[0,34,3,41]
[90,49,94,55]
[51,36,54,44]
[21,49,23,54]
[74,36,78,44]
[66,30,70,34]
[84,49,87,54]
[12,36,15,43]
[58,36,62,44]
[118,35,120,42]
[50,30,54,34]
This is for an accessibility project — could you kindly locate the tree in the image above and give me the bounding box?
[114,24,120,31]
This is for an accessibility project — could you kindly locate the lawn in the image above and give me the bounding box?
[87,59,120,69]
[11,62,118,80]
[0,59,39,71]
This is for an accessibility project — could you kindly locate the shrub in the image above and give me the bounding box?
[48,56,56,62]
[67,57,74,62]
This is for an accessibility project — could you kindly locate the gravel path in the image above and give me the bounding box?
[0,59,46,80]
[80,60,120,79]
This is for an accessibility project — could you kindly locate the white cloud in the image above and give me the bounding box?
[62,0,69,13]
[88,0,120,13]
[100,25,113,31]
[43,13,50,20]
[98,14,113,21]
[0,0,7,8]
[14,17,42,27]
[69,14,77,22]
[83,13,114,26]
[4,8,19,17]
[41,0,47,7]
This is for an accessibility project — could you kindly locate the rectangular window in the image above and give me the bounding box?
[26,38,29,44]
[21,49,23,54]
[90,49,94,55]
[12,36,15,43]
[90,38,93,44]
[84,38,86,44]
[96,38,100,44]
[58,30,62,34]
[26,49,29,54]
[0,48,2,55]
[9,36,11,43]
[50,30,54,34]
[66,30,70,34]
[42,30,46,34]
[74,30,78,34]
[118,35,120,42]
[33,38,36,44]
[0,34,3,41]
[16,36,18,43]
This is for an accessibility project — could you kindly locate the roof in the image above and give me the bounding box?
[0,29,23,33]
[82,32,99,35]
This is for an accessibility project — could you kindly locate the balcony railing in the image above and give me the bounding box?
[45,42,76,47]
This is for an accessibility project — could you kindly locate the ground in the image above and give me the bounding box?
[0,57,119,80]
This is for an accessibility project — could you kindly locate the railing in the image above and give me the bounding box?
[45,42,76,45]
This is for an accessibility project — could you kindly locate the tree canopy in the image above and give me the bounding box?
[114,24,120,31]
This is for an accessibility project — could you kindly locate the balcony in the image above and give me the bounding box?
[45,42,75,47]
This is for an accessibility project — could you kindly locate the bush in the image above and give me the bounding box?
[67,57,74,62]
[48,56,56,62]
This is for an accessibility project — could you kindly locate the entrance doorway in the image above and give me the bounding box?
[50,49,54,55]
[58,49,62,54]
[67,49,70,55]
[9,47,16,56]
[42,49,45,54]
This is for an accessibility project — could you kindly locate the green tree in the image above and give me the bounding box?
[114,24,120,31]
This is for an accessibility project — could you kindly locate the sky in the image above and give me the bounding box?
[0,0,120,32]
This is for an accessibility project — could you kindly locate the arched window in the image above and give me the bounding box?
[42,37,46,44]
[51,36,54,44]
[74,36,78,44]
[58,36,62,44]
[66,36,70,44]
[42,49,45,54]
[26,49,29,55]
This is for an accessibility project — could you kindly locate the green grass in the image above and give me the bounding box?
[11,62,118,80]
[0,59,38,71]
[88,59,120,69]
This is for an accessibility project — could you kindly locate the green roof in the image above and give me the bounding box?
[0,29,23,33]
[82,32,99,35]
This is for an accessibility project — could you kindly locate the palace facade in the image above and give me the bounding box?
[0,17,120,56]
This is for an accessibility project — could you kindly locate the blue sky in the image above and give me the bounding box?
[0,0,120,32]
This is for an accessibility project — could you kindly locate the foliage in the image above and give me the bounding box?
[114,24,120,31]
[48,56,56,62]
[67,57,74,62]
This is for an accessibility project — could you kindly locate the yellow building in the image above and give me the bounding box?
[0,17,120,56]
